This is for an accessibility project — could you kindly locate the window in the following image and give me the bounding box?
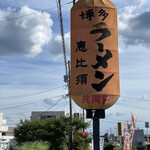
[2,132,6,136]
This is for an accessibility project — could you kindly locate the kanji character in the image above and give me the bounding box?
[92,95,100,104]
[82,96,90,103]
[76,74,88,85]
[76,58,88,68]
[98,9,109,21]
[76,41,87,52]
[79,9,95,21]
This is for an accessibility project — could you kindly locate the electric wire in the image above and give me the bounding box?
[2,94,150,116]
[3,95,68,116]
[0,94,65,111]
[120,63,150,72]
[7,69,64,84]
[101,118,150,123]
[120,96,150,101]
[0,85,64,100]
[0,93,66,108]
[50,95,69,111]
[31,95,66,118]
[0,100,44,110]
[0,1,73,23]
[51,100,68,111]
[72,106,77,113]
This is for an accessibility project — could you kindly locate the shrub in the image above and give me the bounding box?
[104,142,114,150]
[114,146,123,150]
[14,141,49,150]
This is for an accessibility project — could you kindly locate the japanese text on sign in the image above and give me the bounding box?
[75,22,114,92]
[81,95,110,104]
[79,9,109,21]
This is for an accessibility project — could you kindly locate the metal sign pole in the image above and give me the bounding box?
[147,128,149,143]
[93,118,100,150]
[87,109,105,150]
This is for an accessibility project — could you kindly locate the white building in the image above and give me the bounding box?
[0,113,8,139]
[0,113,15,140]
[0,113,16,150]
[2,127,15,140]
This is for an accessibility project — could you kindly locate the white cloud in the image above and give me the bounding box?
[50,32,70,61]
[138,0,148,7]
[0,6,53,57]
[118,3,150,47]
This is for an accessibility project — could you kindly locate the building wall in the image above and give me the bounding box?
[2,133,14,140]
[132,129,144,149]
[31,111,66,120]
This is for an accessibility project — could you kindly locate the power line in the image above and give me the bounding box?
[102,118,150,123]
[31,95,66,118]
[120,96,150,101]
[0,100,43,111]
[120,63,150,72]
[72,106,77,113]
[7,69,63,84]
[3,95,68,116]
[51,99,69,111]
[0,1,73,23]
[0,94,65,111]
[0,85,65,100]
[0,93,66,108]
[2,94,150,115]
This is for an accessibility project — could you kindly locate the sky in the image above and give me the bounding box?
[0,0,150,136]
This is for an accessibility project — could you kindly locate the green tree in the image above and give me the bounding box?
[73,132,91,150]
[14,116,91,150]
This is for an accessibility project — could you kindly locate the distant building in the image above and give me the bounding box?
[31,111,66,120]
[132,129,145,149]
[0,113,8,139]
[0,113,17,149]
[2,127,15,140]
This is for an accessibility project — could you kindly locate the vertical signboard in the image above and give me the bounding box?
[74,113,79,118]
[145,122,149,128]
[71,0,120,109]
[118,122,122,136]
[124,114,136,150]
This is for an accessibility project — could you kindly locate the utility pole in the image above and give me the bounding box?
[67,2,75,150]
[68,61,73,150]
[73,0,76,5]
[83,109,85,132]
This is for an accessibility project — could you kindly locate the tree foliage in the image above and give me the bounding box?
[104,143,114,150]
[14,116,91,150]
[104,143,137,150]
[73,132,91,150]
